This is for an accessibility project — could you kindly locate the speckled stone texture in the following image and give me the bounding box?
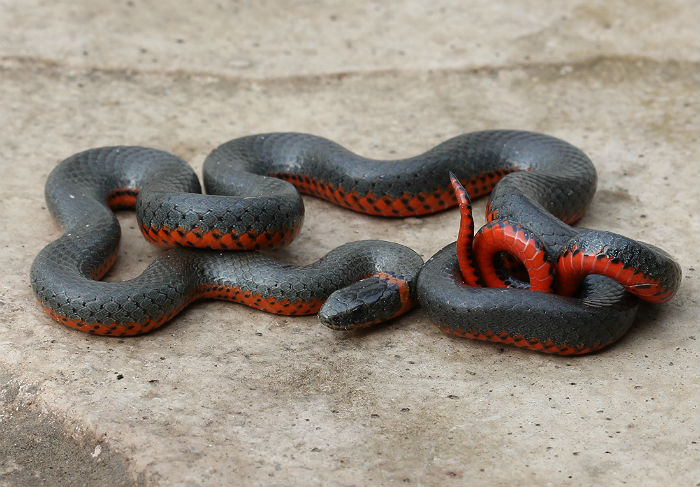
[1,1,698,485]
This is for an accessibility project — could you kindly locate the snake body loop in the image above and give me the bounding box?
[417,133,681,355]
[29,145,423,335]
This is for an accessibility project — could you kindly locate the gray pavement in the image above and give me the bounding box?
[1,1,698,485]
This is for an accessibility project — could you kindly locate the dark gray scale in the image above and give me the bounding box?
[203,131,548,202]
[31,147,201,328]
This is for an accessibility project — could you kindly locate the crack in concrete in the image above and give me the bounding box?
[1,54,698,85]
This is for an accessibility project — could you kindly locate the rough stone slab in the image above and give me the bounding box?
[1,1,698,78]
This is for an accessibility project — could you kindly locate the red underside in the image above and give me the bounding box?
[473,221,554,292]
[106,189,139,210]
[139,224,300,251]
[276,170,511,217]
[556,246,672,304]
[449,175,670,305]
[451,176,555,292]
[435,325,607,355]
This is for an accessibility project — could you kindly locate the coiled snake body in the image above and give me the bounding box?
[30,131,680,353]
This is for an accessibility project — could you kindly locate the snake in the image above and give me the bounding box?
[30,131,680,351]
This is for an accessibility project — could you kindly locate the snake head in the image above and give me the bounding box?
[318,274,414,330]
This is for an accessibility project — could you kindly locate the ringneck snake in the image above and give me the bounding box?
[29,131,681,353]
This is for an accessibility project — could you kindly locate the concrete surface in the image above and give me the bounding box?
[1,1,698,485]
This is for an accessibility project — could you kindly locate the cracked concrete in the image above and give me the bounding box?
[1,1,699,485]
